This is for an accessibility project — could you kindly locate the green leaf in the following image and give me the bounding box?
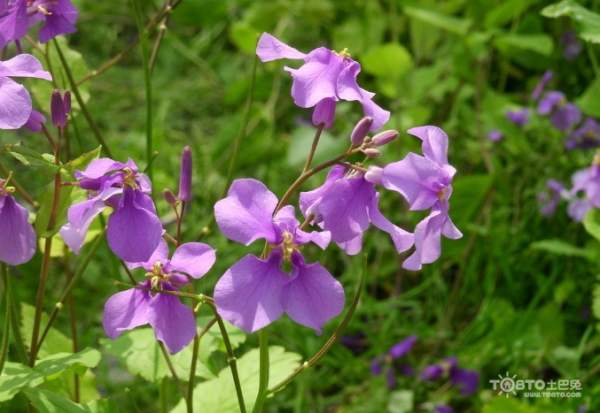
[542,0,600,44]
[495,33,554,56]
[64,146,102,174]
[576,77,600,118]
[0,362,42,402]
[229,22,260,54]
[24,388,89,413]
[530,239,592,258]
[20,303,72,358]
[404,5,472,35]
[362,43,413,81]
[485,0,540,28]
[35,348,101,379]
[449,174,493,228]
[583,208,600,242]
[5,144,58,173]
[35,181,73,237]
[101,327,215,383]
[593,278,600,321]
[172,346,302,413]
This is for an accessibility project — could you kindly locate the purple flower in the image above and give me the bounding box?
[299,165,413,256]
[213,179,344,333]
[566,118,600,150]
[538,179,565,216]
[538,91,581,131]
[565,165,600,221]
[487,130,503,142]
[0,177,36,265]
[531,70,553,101]
[562,31,582,60]
[506,108,529,127]
[0,54,51,129]
[449,366,479,396]
[370,356,384,376]
[420,364,444,381]
[60,158,163,262]
[435,405,454,413]
[256,32,390,131]
[22,109,45,132]
[389,335,417,359]
[0,0,78,47]
[103,240,216,353]
[381,126,462,271]
[51,89,70,129]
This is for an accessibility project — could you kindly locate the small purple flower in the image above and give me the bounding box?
[566,118,600,150]
[420,364,444,381]
[0,177,36,265]
[449,366,479,396]
[506,108,529,127]
[531,70,553,101]
[389,335,417,359]
[487,130,503,142]
[561,31,582,60]
[435,405,454,413]
[565,165,600,221]
[538,179,565,216]
[538,91,581,132]
[0,0,78,47]
[103,240,216,353]
[299,165,413,256]
[50,89,70,129]
[0,54,51,129]
[381,126,462,270]
[60,158,163,262]
[178,146,192,202]
[213,179,344,333]
[256,33,390,131]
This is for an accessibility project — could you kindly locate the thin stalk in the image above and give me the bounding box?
[252,330,269,413]
[0,264,11,374]
[268,262,366,394]
[53,39,113,157]
[158,341,187,400]
[302,124,325,173]
[215,315,247,413]
[37,233,104,353]
[149,0,173,72]
[223,57,258,197]
[186,332,200,413]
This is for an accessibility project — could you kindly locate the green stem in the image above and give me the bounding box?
[53,39,113,157]
[215,314,246,413]
[268,261,366,394]
[252,330,269,413]
[186,316,218,413]
[302,124,325,173]
[132,0,154,183]
[0,264,11,374]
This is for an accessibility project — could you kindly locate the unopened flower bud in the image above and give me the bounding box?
[312,98,336,129]
[163,189,177,205]
[51,90,71,129]
[371,130,398,147]
[351,116,373,146]
[178,146,192,202]
[362,148,381,158]
[63,91,71,114]
[364,166,383,185]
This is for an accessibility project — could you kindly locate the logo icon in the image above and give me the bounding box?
[491,372,518,397]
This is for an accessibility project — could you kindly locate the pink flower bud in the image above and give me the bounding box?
[163,189,177,205]
[371,130,398,147]
[351,116,373,146]
[362,148,381,158]
[178,146,192,202]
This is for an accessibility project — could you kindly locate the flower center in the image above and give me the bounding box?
[593,152,600,166]
[122,167,139,189]
[0,175,16,197]
[281,231,297,262]
[336,48,352,59]
[437,187,448,201]
[145,261,169,290]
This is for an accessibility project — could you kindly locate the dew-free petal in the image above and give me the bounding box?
[368,194,413,253]
[0,54,52,79]
[148,292,196,354]
[103,287,150,339]
[0,195,36,265]
[170,242,216,279]
[256,32,306,62]
[0,76,31,129]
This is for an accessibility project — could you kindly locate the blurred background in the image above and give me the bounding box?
[2,0,600,412]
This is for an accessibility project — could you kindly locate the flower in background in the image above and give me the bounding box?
[0,176,36,265]
[565,164,600,222]
[103,240,216,353]
[487,130,503,142]
[566,118,600,150]
[538,179,565,216]
[380,126,462,271]
[371,335,417,389]
[0,0,78,47]
[538,91,581,132]
[213,178,344,333]
[421,357,479,396]
[561,31,582,61]
[60,158,163,262]
[506,108,529,127]
[531,70,553,101]
[0,54,51,129]
[256,32,389,130]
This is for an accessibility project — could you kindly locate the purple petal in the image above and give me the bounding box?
[450,367,479,396]
[312,97,336,128]
[75,157,126,181]
[286,47,343,108]
[0,1,28,48]
[38,0,78,43]
[402,209,446,271]
[382,153,447,211]
[103,287,150,339]
[370,356,384,375]
[420,364,444,381]
[0,76,31,129]
[282,253,345,333]
[148,292,196,354]
[107,189,163,262]
[338,233,363,255]
[214,252,288,332]
[538,91,564,115]
[300,165,346,218]
[0,54,52,80]
[170,242,216,279]
[0,195,36,265]
[388,335,417,359]
[126,239,169,271]
[407,125,449,165]
[294,228,331,249]
[568,199,591,222]
[256,32,305,62]
[23,109,45,132]
[214,178,278,245]
[435,405,455,413]
[368,193,414,253]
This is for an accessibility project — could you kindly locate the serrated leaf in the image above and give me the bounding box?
[542,0,600,44]
[171,346,302,413]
